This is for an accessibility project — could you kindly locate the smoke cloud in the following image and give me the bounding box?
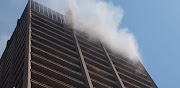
[36,0,141,61]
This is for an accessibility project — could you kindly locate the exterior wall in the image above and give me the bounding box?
[0,0,157,88]
[0,4,29,88]
[30,1,89,87]
[75,31,123,88]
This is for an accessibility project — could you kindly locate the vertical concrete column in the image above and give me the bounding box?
[102,45,125,88]
[72,30,94,88]
[23,0,32,88]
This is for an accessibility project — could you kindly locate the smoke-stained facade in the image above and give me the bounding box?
[0,0,157,88]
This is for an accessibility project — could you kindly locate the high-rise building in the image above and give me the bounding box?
[0,0,157,88]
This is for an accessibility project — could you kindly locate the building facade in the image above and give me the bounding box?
[0,0,157,88]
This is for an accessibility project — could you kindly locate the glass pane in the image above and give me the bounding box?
[35,2,39,12]
[48,8,52,18]
[44,6,48,16]
[39,4,43,14]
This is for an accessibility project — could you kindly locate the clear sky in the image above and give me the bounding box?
[0,0,180,88]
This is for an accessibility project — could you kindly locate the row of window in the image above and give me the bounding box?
[76,34,120,88]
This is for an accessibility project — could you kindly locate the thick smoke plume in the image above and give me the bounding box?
[37,0,141,61]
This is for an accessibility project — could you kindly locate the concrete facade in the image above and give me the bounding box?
[0,0,157,88]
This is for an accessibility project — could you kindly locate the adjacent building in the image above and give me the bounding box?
[0,0,157,88]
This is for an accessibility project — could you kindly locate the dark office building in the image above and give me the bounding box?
[0,0,157,88]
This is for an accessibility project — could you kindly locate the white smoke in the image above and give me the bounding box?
[36,0,141,61]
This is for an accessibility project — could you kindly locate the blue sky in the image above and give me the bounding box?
[0,0,180,88]
[116,0,180,88]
